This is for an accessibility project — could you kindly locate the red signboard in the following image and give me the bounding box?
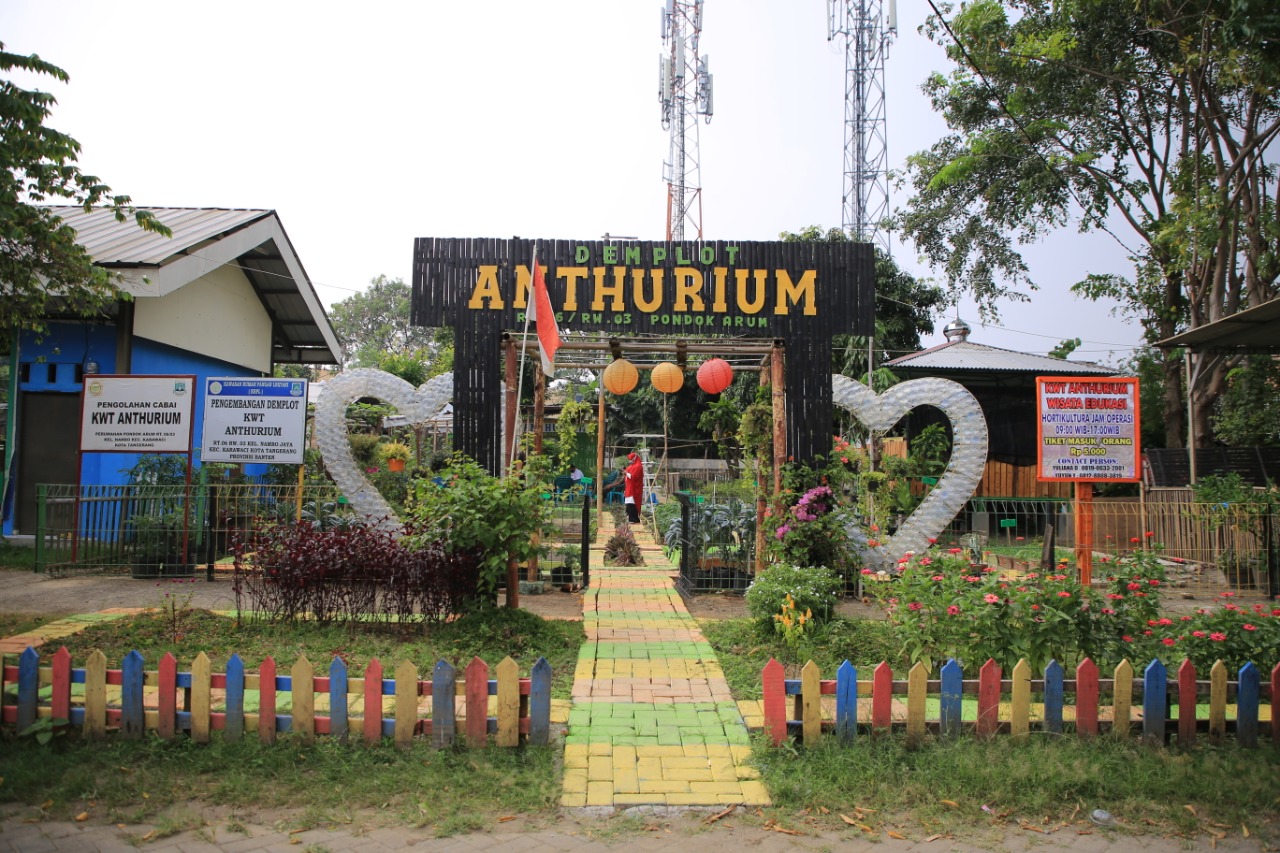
[1036,376,1140,482]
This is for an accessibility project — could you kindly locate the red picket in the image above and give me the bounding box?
[363,658,383,743]
[1177,659,1197,747]
[762,658,787,746]
[50,647,71,727]
[1075,658,1099,738]
[465,657,489,747]
[977,659,1001,738]
[259,657,277,745]
[871,662,893,733]
[157,653,177,740]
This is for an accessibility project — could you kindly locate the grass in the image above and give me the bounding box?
[750,733,1279,842]
[0,734,560,834]
[40,606,585,698]
[699,616,903,699]
[0,611,64,640]
[0,540,36,571]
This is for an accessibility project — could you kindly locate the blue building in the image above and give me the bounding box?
[3,207,341,536]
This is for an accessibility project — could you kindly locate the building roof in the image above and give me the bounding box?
[1155,298,1280,353]
[1143,447,1280,488]
[48,206,341,365]
[885,339,1116,376]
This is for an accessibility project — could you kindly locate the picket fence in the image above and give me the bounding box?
[762,657,1279,748]
[2,648,552,748]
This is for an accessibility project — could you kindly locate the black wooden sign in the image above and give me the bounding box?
[412,237,875,472]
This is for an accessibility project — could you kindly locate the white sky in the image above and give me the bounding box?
[3,0,1143,365]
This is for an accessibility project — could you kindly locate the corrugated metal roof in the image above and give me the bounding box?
[47,206,272,266]
[1156,298,1280,352]
[885,340,1115,374]
[43,205,340,364]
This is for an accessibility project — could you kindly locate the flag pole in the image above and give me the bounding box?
[510,242,537,472]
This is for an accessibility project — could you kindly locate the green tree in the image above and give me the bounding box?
[1,44,169,347]
[329,275,450,370]
[900,0,1279,449]
[1048,338,1082,359]
[778,226,947,376]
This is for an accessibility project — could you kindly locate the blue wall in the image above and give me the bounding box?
[6,322,267,535]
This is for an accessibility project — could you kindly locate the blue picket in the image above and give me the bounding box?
[121,650,145,739]
[1236,662,1259,748]
[432,660,457,748]
[330,657,349,743]
[529,657,552,745]
[17,647,39,732]
[835,660,857,741]
[224,654,245,743]
[1143,659,1167,743]
[1043,660,1064,734]
[939,658,963,738]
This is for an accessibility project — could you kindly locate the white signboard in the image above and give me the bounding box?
[80,376,195,452]
[200,377,308,464]
[1036,376,1140,482]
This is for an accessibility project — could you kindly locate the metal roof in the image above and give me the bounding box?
[47,206,341,365]
[1155,298,1280,352]
[885,339,1115,375]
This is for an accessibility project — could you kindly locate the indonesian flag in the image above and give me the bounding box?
[526,250,562,376]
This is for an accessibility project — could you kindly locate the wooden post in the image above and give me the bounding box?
[770,342,786,499]
[1075,482,1094,586]
[596,371,606,533]
[504,338,517,473]
[533,368,545,455]
[506,553,520,609]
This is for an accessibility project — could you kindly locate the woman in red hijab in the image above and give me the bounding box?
[623,451,644,523]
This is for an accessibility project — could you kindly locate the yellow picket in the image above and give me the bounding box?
[83,650,106,739]
[802,660,822,744]
[292,656,315,745]
[191,653,211,744]
[1112,659,1133,739]
[1209,660,1227,742]
[496,657,520,747]
[394,660,418,749]
[1011,660,1031,742]
[906,662,928,747]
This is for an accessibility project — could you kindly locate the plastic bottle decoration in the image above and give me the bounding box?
[603,358,639,395]
[696,358,734,394]
[650,361,684,394]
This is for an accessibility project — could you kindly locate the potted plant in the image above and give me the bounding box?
[378,440,412,472]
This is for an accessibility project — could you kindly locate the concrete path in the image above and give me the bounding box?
[560,532,769,809]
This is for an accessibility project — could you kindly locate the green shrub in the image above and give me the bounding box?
[745,563,843,629]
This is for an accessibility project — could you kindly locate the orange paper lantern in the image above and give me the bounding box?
[651,361,684,394]
[696,358,734,394]
[603,358,639,395]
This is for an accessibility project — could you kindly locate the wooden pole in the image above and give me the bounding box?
[755,361,770,576]
[770,343,787,499]
[596,371,606,533]
[1075,482,1094,587]
[504,338,517,474]
[533,369,545,455]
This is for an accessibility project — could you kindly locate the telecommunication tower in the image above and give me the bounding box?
[659,0,713,241]
[828,0,896,253]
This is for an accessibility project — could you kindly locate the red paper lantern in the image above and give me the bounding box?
[603,358,639,395]
[650,361,684,394]
[696,358,734,394]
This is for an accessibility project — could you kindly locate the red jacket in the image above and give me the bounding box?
[623,454,644,502]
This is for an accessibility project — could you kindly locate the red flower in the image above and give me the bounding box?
[947,605,960,616]
[932,575,946,581]
[1210,632,1227,642]
[1162,637,1176,646]
[1107,593,1124,600]
[1148,579,1160,586]
[1031,604,1041,611]
[1192,631,1206,638]
[1157,618,1173,626]
[984,593,1000,604]
[1127,582,1142,591]
[861,568,874,575]
[948,547,963,555]
[1122,635,1133,643]
[928,537,938,544]
[1130,537,1140,544]
[1144,531,1154,538]
[1243,624,1257,631]
[1101,608,1116,615]
[1143,630,1153,636]
[1057,591,1072,598]
[908,602,923,611]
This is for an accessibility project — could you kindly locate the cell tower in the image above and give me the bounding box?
[828,0,896,253]
[659,0,713,241]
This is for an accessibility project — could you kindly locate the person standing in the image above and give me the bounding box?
[623,451,644,524]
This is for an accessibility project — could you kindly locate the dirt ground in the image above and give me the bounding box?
[0,568,586,621]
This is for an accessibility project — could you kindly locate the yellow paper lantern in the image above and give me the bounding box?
[651,361,684,394]
[603,358,639,395]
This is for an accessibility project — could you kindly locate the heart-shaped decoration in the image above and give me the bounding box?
[313,369,453,531]
[832,374,988,572]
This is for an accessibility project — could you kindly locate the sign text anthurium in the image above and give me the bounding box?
[413,238,872,337]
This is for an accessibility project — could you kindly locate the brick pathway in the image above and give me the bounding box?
[561,533,768,809]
